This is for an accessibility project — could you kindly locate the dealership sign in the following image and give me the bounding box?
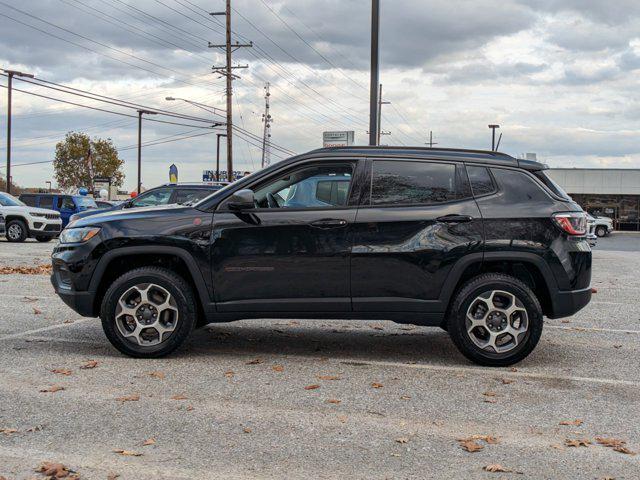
[323,131,355,148]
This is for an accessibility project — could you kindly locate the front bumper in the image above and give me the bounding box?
[51,271,96,317]
[30,219,62,237]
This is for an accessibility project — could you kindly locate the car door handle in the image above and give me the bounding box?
[436,214,474,223]
[310,218,348,229]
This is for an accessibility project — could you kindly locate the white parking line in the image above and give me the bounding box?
[546,325,640,334]
[0,319,93,341]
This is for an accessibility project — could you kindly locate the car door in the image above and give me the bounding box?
[350,158,483,313]
[211,159,363,313]
[57,196,76,227]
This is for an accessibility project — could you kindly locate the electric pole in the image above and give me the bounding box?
[137,109,157,193]
[261,82,272,168]
[369,0,380,146]
[210,1,252,182]
[489,124,500,152]
[376,84,391,146]
[2,68,34,193]
[425,131,438,148]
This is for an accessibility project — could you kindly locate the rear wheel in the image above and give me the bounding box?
[35,235,53,242]
[6,219,27,242]
[447,273,543,367]
[100,267,197,358]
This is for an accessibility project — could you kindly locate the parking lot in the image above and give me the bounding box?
[0,235,639,479]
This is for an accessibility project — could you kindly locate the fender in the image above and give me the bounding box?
[88,246,214,314]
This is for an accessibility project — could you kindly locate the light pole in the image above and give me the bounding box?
[489,124,500,152]
[2,69,34,193]
[216,134,227,181]
[369,0,380,146]
[137,109,157,194]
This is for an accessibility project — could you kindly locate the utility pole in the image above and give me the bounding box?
[376,84,391,146]
[488,124,500,152]
[216,133,227,181]
[369,0,380,146]
[2,68,34,193]
[425,131,438,148]
[261,82,272,168]
[210,1,252,182]
[137,110,157,193]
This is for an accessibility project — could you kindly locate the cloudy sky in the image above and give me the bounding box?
[1,0,640,191]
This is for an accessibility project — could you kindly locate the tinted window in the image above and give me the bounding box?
[38,196,54,209]
[316,180,351,206]
[131,188,173,207]
[533,170,571,200]
[491,168,551,202]
[58,196,75,210]
[20,195,37,207]
[175,189,212,204]
[371,161,459,206]
[466,166,496,196]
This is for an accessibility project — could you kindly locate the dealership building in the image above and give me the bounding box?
[547,168,640,231]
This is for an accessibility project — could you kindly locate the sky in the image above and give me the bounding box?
[1,0,640,191]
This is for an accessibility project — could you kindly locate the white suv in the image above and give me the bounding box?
[0,192,62,242]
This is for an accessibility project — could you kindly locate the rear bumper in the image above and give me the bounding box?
[547,286,592,319]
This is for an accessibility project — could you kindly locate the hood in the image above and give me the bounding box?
[70,203,190,228]
[1,205,60,216]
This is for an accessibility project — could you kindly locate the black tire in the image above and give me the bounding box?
[100,267,197,358]
[447,273,543,367]
[6,219,27,242]
[595,226,607,238]
[35,235,53,242]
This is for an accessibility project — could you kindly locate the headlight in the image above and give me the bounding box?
[30,211,46,217]
[59,227,101,244]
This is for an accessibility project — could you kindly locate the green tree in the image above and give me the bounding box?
[53,132,125,191]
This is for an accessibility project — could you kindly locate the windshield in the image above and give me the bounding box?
[0,192,25,207]
[76,196,98,208]
[533,170,572,201]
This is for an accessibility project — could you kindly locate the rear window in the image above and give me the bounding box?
[491,168,551,202]
[38,196,54,209]
[533,170,571,200]
[20,195,37,207]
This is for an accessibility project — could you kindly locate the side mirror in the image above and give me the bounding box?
[228,189,255,210]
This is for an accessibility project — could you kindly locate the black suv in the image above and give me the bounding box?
[51,147,592,366]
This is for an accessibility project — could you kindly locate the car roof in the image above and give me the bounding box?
[302,146,547,171]
[158,182,228,188]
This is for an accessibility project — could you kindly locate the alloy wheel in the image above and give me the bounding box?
[7,224,23,241]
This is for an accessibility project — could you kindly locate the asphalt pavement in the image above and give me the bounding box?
[0,235,639,479]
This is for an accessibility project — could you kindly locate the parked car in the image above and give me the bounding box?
[96,200,120,209]
[590,215,614,237]
[586,215,598,247]
[68,182,229,224]
[0,214,5,237]
[51,147,592,366]
[0,192,62,242]
[19,193,98,228]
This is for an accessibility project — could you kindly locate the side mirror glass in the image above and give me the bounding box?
[228,189,255,210]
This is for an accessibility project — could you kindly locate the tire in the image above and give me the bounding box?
[447,273,543,367]
[6,219,27,242]
[35,235,53,242]
[100,267,197,358]
[595,226,607,238]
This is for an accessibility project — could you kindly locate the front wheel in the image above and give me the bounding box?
[100,267,197,358]
[6,219,27,242]
[595,226,607,237]
[447,273,543,367]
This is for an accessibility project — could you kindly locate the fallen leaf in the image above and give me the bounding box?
[613,446,636,455]
[400,395,411,400]
[142,438,155,446]
[171,394,188,400]
[272,365,284,372]
[224,370,235,378]
[565,438,591,447]
[559,419,583,426]
[304,384,320,390]
[337,415,348,423]
[483,464,512,473]
[35,461,73,478]
[0,428,18,435]
[591,287,598,294]
[371,382,384,389]
[63,319,75,324]
[107,473,120,480]
[21,296,39,302]
[115,394,140,403]
[395,437,409,444]
[148,371,165,380]
[326,399,341,404]
[186,405,194,411]
[113,449,143,457]
[33,307,42,315]
[51,368,72,376]
[458,439,484,452]
[613,344,622,349]
[80,360,98,369]
[595,437,635,454]
[501,378,515,385]
[484,398,498,404]
[26,425,44,432]
[243,427,252,433]
[0,265,51,275]
[317,375,341,381]
[245,358,263,365]
[39,385,64,393]
[483,391,498,397]
[471,434,500,444]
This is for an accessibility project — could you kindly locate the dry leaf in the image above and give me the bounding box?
[272,365,284,372]
[337,415,348,423]
[142,438,155,446]
[186,405,194,411]
[36,461,73,478]
[0,264,51,275]
[317,375,341,381]
[51,368,72,376]
[171,394,188,400]
[484,398,498,404]
[243,427,252,433]
[395,437,409,444]
[148,371,165,380]
[0,428,18,435]
[613,446,635,455]
[371,382,384,389]
[33,307,42,315]
[559,419,583,426]
[224,370,235,378]
[40,385,64,393]
[80,360,98,369]
[471,434,499,444]
[107,474,120,480]
[483,391,498,397]
[304,384,320,390]
[501,378,515,385]
[326,399,341,404]
[596,437,635,454]
[245,358,263,365]
[116,394,140,403]
[400,395,411,400]
[21,296,39,302]
[113,449,143,457]
[591,287,598,294]
[483,464,512,473]
[565,438,591,447]
[458,439,484,452]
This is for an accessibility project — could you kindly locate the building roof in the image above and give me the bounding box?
[547,168,640,195]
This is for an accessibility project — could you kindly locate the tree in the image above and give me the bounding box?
[53,132,125,191]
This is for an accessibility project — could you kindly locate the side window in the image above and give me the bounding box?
[57,196,75,210]
[371,160,461,206]
[175,189,210,204]
[491,168,551,202]
[466,166,496,197]
[131,188,173,207]
[38,196,54,209]
[20,195,37,207]
[253,163,353,209]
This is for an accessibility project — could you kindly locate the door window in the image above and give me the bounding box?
[131,188,173,207]
[38,196,54,209]
[175,189,211,204]
[253,164,353,209]
[57,197,75,210]
[371,160,461,206]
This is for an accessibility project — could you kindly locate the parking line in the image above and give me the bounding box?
[0,319,93,341]
[546,325,640,334]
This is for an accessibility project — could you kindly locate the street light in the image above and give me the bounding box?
[137,109,157,194]
[2,68,35,194]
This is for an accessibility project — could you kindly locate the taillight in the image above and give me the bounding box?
[552,212,587,235]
